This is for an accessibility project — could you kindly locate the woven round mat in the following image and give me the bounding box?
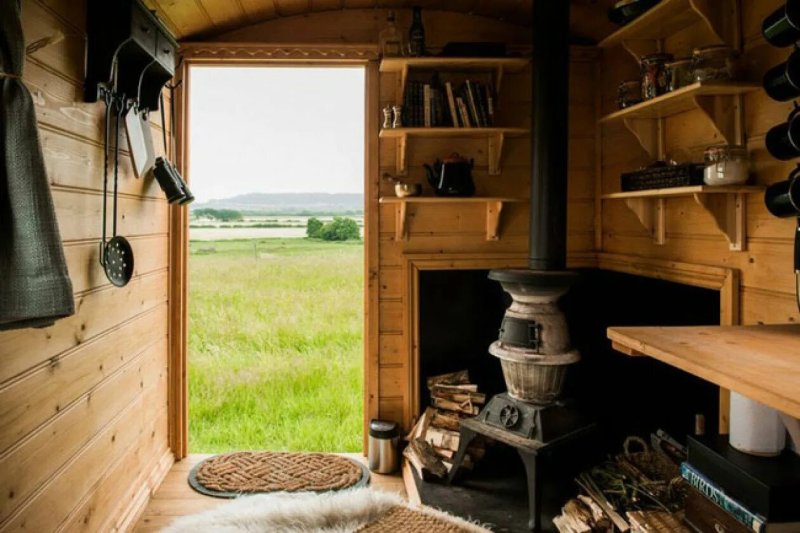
[357,506,475,533]
[188,451,370,498]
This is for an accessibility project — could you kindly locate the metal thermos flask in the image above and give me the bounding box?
[367,419,399,474]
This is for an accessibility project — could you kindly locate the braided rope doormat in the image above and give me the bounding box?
[188,451,370,498]
[356,506,477,533]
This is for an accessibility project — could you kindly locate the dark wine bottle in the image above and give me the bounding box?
[408,6,426,57]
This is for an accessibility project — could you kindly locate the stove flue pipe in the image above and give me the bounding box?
[529,0,571,271]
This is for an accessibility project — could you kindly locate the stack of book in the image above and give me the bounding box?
[402,77,494,128]
[681,435,800,533]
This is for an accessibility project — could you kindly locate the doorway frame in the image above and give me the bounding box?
[168,42,380,458]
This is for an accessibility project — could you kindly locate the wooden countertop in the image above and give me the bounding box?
[607,324,800,419]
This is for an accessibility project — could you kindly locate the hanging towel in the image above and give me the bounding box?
[0,0,74,330]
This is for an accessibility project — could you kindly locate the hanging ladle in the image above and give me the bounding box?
[99,92,134,287]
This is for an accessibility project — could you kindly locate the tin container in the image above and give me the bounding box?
[367,419,399,474]
[640,53,673,100]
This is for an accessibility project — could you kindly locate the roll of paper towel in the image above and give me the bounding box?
[729,392,786,456]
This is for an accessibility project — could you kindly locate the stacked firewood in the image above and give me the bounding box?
[403,370,487,480]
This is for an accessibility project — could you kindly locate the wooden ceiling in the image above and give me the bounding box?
[145,0,614,42]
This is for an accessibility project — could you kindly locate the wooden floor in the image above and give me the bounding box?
[134,454,406,532]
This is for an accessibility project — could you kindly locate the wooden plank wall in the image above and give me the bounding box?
[0,1,173,531]
[598,1,800,326]
[214,9,598,433]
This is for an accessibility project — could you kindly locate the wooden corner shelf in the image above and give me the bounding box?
[599,0,734,60]
[599,82,760,159]
[601,185,763,251]
[607,324,800,419]
[379,127,529,176]
[379,57,529,97]
[379,196,524,241]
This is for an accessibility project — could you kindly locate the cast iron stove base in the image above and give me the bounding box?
[448,395,597,532]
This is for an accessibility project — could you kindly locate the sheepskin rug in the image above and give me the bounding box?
[162,487,489,533]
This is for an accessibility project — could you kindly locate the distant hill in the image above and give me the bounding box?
[192,193,364,215]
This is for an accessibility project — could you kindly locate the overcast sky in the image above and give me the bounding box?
[188,66,365,203]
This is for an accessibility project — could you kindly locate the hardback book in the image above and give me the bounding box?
[685,485,800,533]
[456,97,471,128]
[681,462,767,532]
[464,80,482,127]
[688,435,800,521]
[423,84,431,127]
[474,82,490,128]
[445,82,460,127]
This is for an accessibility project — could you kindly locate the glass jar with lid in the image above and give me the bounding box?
[617,79,642,109]
[692,45,739,82]
[667,57,694,91]
[640,53,674,100]
[703,145,749,186]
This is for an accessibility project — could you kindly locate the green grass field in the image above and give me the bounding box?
[188,238,363,453]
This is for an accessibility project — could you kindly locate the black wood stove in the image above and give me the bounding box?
[446,2,597,531]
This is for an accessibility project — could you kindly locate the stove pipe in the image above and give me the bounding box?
[529,0,571,271]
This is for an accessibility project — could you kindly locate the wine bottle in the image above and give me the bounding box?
[408,6,426,57]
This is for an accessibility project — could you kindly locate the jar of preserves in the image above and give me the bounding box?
[703,145,749,186]
[667,57,694,91]
[617,79,642,109]
[692,45,738,82]
[640,53,674,100]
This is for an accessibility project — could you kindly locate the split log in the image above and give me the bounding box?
[426,370,470,388]
[404,407,435,442]
[426,427,461,452]
[431,389,486,405]
[432,446,455,459]
[409,438,447,478]
[430,411,462,432]
[433,397,480,415]
[431,384,479,393]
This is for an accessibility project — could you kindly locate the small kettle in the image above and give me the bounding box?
[424,153,475,197]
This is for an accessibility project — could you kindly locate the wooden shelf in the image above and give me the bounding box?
[599,0,734,60]
[380,127,529,176]
[607,324,800,419]
[380,56,529,97]
[600,82,760,158]
[601,185,763,251]
[379,196,524,241]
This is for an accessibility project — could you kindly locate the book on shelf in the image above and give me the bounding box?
[423,84,431,127]
[445,82,460,128]
[400,74,496,129]
[681,462,767,532]
[456,97,471,128]
[464,80,482,127]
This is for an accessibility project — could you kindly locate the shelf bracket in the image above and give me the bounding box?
[689,0,728,46]
[488,132,505,176]
[694,95,737,146]
[398,64,409,105]
[395,133,408,176]
[486,200,504,241]
[623,118,661,159]
[624,197,666,245]
[693,192,746,251]
[394,200,408,241]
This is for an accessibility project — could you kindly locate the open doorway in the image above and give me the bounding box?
[185,65,366,453]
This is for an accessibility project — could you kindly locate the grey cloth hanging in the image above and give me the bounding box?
[0,0,74,330]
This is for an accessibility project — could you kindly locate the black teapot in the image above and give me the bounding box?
[424,153,475,197]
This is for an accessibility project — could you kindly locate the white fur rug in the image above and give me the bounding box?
[162,488,489,533]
